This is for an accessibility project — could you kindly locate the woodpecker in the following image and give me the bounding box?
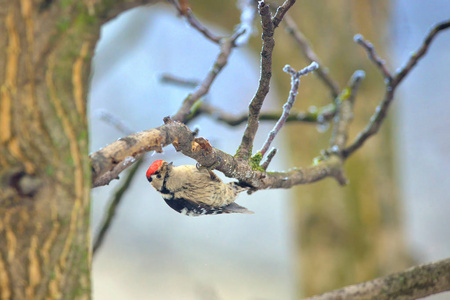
[146,160,253,216]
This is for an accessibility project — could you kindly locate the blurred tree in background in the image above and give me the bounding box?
[280,1,409,296]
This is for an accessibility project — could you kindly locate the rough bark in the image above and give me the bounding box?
[0,1,94,297]
[0,0,156,298]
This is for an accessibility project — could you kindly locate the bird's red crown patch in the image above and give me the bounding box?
[146,160,164,179]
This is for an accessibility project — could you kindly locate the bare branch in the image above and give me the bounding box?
[171,35,238,123]
[93,154,143,188]
[170,0,256,123]
[197,102,335,126]
[259,62,319,157]
[343,20,450,158]
[95,109,134,135]
[159,74,199,88]
[342,87,394,159]
[329,70,365,150]
[236,1,275,160]
[169,0,222,44]
[93,110,142,256]
[283,14,340,98]
[93,158,145,255]
[235,0,258,46]
[272,0,296,28]
[90,117,345,189]
[394,19,450,86]
[353,34,392,81]
[307,258,450,300]
[261,148,277,170]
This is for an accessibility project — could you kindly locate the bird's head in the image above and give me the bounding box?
[146,160,172,191]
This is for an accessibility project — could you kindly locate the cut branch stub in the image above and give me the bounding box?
[191,137,213,156]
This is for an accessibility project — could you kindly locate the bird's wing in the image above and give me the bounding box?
[163,197,253,216]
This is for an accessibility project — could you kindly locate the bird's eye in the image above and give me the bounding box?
[157,174,162,179]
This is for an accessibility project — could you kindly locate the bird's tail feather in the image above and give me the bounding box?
[222,202,254,214]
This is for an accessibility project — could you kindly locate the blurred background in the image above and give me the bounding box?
[89,0,450,299]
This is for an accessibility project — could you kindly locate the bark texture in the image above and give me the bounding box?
[0,0,157,298]
[0,0,97,297]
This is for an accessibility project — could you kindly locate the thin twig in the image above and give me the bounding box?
[329,70,365,150]
[261,148,277,170]
[170,0,222,44]
[159,74,199,88]
[93,158,145,254]
[235,0,258,46]
[307,258,450,300]
[283,14,340,98]
[171,0,256,123]
[393,19,450,86]
[272,0,296,28]
[353,34,392,82]
[259,62,319,157]
[171,34,240,123]
[236,1,277,160]
[197,102,335,126]
[343,20,450,158]
[95,109,134,135]
[93,111,141,255]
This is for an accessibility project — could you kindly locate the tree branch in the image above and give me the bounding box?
[259,62,319,157]
[235,0,258,46]
[97,0,160,24]
[159,73,199,88]
[283,13,340,98]
[90,117,345,189]
[394,19,450,87]
[306,258,450,300]
[93,158,144,255]
[329,70,365,150]
[272,0,296,28]
[197,102,335,126]
[159,72,335,127]
[171,34,240,123]
[261,148,277,170]
[170,0,255,123]
[236,0,276,160]
[343,20,450,158]
[353,34,392,82]
[169,0,222,44]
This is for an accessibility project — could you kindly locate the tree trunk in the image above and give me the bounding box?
[0,0,145,297]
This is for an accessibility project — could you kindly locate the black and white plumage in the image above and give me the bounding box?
[146,160,253,216]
